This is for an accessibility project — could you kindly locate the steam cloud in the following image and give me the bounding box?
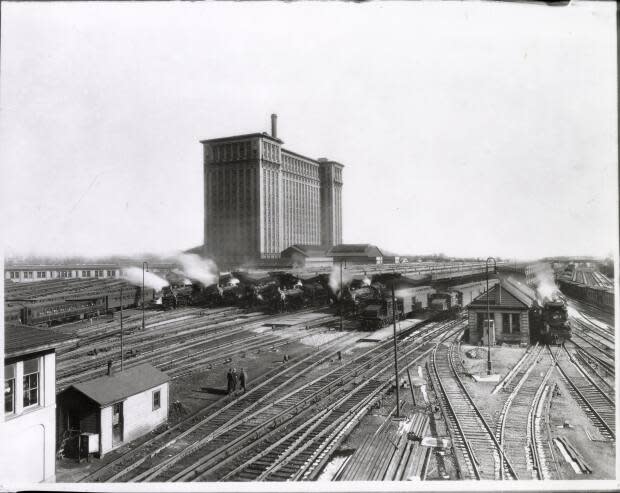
[329,266,353,294]
[176,254,219,287]
[534,263,560,302]
[123,267,169,290]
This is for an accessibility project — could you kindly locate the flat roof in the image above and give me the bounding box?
[200,132,283,145]
[5,324,78,359]
[71,363,170,407]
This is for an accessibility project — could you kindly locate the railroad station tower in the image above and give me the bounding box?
[200,115,343,265]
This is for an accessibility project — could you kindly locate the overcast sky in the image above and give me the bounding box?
[1,1,617,260]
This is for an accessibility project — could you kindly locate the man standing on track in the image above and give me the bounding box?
[240,368,248,392]
[231,368,239,394]
[226,368,234,394]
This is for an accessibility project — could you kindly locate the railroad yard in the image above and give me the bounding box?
[8,269,606,483]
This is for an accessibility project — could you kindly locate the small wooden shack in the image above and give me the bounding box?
[57,363,169,457]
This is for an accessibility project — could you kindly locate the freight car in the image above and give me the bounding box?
[428,291,462,319]
[557,279,614,313]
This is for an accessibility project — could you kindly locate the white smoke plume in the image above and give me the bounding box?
[329,265,353,294]
[171,268,193,285]
[534,263,560,302]
[176,254,219,287]
[362,276,371,286]
[123,267,169,290]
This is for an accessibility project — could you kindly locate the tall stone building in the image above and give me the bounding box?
[201,115,343,265]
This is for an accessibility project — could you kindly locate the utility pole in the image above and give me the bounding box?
[392,284,400,418]
[142,261,148,331]
[339,261,343,331]
[120,286,124,371]
[486,257,496,375]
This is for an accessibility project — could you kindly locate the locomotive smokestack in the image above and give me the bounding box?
[271,113,278,138]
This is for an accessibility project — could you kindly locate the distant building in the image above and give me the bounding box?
[1,325,76,482]
[57,363,169,458]
[467,279,535,346]
[201,115,343,265]
[280,244,333,269]
[4,263,176,283]
[327,244,384,266]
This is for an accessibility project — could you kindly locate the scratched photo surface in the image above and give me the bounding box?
[0,1,617,490]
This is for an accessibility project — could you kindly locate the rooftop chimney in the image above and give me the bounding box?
[271,114,278,138]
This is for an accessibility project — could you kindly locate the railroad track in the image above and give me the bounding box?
[198,320,464,482]
[430,331,518,480]
[80,337,359,482]
[553,345,615,441]
[93,317,455,482]
[57,308,333,389]
[495,345,555,479]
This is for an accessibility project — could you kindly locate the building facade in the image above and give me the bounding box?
[1,325,76,482]
[201,115,343,265]
[467,280,534,346]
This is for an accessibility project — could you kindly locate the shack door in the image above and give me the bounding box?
[112,402,123,444]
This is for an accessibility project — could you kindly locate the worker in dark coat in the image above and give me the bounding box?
[231,368,238,393]
[226,368,234,394]
[240,368,248,392]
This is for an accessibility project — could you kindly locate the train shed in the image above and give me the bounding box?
[467,279,536,346]
[57,363,169,458]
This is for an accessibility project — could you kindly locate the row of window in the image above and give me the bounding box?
[282,154,319,179]
[7,270,118,279]
[475,312,521,333]
[263,141,280,163]
[211,141,258,163]
[5,358,40,416]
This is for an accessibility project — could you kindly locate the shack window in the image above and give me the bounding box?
[5,365,15,414]
[512,313,521,333]
[502,313,510,333]
[23,358,40,408]
[152,390,161,411]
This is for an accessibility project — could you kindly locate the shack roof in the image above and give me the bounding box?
[327,244,383,258]
[281,244,328,258]
[5,324,77,359]
[468,278,536,310]
[71,363,169,407]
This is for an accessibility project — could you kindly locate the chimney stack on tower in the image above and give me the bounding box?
[271,114,278,138]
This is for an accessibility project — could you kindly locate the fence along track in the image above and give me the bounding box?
[431,331,518,480]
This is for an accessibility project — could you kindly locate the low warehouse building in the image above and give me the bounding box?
[467,279,535,346]
[327,244,384,266]
[57,363,169,457]
[280,244,333,269]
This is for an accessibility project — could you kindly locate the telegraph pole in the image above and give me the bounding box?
[120,287,124,371]
[486,257,496,375]
[339,261,343,331]
[142,261,148,331]
[392,284,400,418]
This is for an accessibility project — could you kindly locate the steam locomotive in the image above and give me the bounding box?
[531,298,571,344]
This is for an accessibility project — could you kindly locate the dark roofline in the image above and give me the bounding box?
[200,133,283,145]
[5,325,78,359]
[280,148,319,164]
